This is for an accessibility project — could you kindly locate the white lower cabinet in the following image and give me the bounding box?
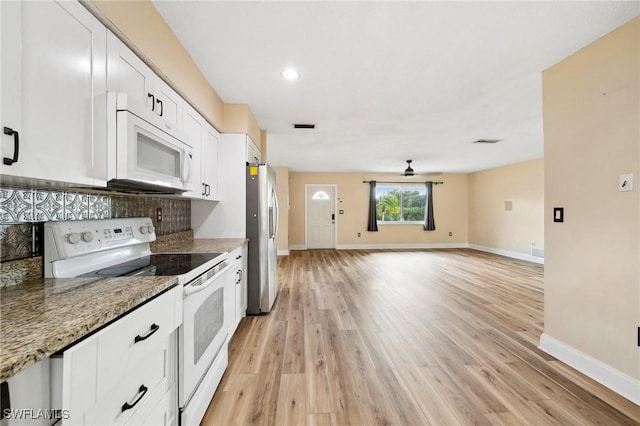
[54,287,181,426]
[230,243,248,334]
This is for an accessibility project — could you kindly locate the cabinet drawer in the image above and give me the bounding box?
[96,288,178,397]
[85,344,168,425]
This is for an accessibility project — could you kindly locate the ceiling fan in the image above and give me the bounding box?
[402,160,442,177]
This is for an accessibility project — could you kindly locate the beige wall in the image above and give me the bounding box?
[289,173,468,247]
[274,167,290,253]
[223,104,262,144]
[87,0,260,140]
[543,17,639,380]
[88,0,225,130]
[469,159,544,255]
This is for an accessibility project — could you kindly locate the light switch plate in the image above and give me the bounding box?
[619,173,633,192]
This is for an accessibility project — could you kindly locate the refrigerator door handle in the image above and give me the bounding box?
[271,188,279,239]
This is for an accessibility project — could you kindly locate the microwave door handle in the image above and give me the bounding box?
[182,150,192,184]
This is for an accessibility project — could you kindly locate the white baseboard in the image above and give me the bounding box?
[539,333,640,405]
[277,249,290,256]
[469,244,544,264]
[289,245,306,251]
[336,243,470,250]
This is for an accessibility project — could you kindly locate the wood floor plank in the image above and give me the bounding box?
[305,413,337,426]
[201,249,639,426]
[283,309,305,374]
[274,374,306,426]
[304,323,333,414]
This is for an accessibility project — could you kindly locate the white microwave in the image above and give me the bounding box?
[107,93,193,194]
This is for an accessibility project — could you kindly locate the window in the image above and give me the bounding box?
[311,191,330,200]
[376,184,426,223]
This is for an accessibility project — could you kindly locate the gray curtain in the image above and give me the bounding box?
[424,181,435,231]
[367,181,378,231]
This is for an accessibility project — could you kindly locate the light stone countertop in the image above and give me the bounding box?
[0,276,177,382]
[152,237,247,255]
[0,238,247,382]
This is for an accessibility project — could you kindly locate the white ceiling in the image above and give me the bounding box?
[154,1,639,174]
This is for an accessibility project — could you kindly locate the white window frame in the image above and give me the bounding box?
[376,183,426,225]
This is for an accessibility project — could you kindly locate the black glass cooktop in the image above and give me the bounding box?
[79,253,224,278]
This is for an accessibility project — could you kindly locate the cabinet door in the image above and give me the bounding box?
[106,32,155,112]
[247,137,262,163]
[202,125,221,200]
[153,77,183,133]
[240,244,248,314]
[1,0,107,186]
[182,103,204,199]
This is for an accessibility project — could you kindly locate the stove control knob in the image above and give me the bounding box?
[67,233,81,245]
[81,232,94,242]
[140,226,149,234]
[147,225,155,234]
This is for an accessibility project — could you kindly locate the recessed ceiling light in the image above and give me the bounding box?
[281,68,299,80]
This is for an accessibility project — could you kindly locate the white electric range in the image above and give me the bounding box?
[44,217,234,425]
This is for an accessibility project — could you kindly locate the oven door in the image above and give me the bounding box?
[179,262,234,406]
[115,109,192,192]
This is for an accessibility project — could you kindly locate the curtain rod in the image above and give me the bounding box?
[362,180,444,185]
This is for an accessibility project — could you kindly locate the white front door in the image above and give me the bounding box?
[306,185,336,249]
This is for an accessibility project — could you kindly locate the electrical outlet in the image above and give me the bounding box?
[156,208,163,222]
[357,232,361,237]
[449,232,452,237]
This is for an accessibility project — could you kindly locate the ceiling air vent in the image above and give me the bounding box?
[473,139,501,144]
[293,124,315,129]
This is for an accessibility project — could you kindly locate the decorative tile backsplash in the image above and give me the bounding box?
[0,223,34,261]
[0,187,191,262]
[0,189,35,222]
[1,188,110,224]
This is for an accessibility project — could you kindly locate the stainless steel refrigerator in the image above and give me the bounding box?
[246,164,279,314]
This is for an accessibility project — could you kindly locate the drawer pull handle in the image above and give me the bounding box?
[134,323,159,343]
[121,384,148,412]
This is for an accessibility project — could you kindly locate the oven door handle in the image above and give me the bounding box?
[184,263,234,297]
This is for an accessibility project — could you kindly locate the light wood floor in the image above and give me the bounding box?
[202,249,640,425]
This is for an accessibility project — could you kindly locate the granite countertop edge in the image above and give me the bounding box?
[0,238,248,382]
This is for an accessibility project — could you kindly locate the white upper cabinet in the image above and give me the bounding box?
[1,0,107,186]
[202,124,221,200]
[107,32,182,133]
[153,78,183,134]
[182,103,204,198]
[106,32,154,111]
[182,102,220,201]
[247,137,262,163]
